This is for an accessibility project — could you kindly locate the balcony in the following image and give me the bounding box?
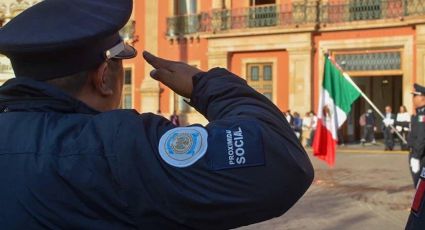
[166,0,425,37]
[166,2,317,36]
[206,3,318,32]
[320,0,425,24]
[166,14,202,36]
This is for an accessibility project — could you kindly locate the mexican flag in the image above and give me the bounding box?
[313,56,360,166]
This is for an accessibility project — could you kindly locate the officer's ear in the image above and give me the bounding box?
[90,62,114,96]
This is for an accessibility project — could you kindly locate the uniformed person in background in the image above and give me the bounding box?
[408,83,425,187]
[0,0,314,229]
[406,85,425,229]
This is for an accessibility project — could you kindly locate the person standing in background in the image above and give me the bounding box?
[337,129,345,146]
[293,112,303,141]
[361,109,377,145]
[302,112,311,147]
[170,111,180,126]
[407,84,425,187]
[395,105,410,150]
[305,111,317,147]
[382,105,395,151]
[285,109,294,127]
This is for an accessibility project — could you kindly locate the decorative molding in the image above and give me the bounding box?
[335,51,402,72]
[318,35,414,112]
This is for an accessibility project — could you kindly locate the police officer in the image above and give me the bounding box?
[405,84,425,229]
[0,0,314,229]
[408,84,425,187]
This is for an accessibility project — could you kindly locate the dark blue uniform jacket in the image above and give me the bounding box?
[406,106,425,230]
[0,68,314,229]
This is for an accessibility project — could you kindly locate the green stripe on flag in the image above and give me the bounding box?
[323,57,361,114]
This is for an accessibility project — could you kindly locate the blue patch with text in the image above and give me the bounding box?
[206,120,265,170]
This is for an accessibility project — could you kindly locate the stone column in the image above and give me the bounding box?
[212,0,223,9]
[287,48,312,114]
[416,25,425,86]
[207,51,228,69]
[0,3,6,26]
[3,2,11,24]
[141,1,161,113]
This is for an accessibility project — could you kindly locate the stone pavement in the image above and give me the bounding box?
[238,144,415,230]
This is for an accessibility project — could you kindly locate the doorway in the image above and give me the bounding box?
[342,75,402,143]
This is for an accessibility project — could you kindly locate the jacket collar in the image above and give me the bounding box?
[416,106,425,114]
[0,77,99,114]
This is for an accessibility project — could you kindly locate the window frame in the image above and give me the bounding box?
[246,62,274,101]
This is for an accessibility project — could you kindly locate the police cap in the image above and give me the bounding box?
[0,0,137,81]
[412,83,425,96]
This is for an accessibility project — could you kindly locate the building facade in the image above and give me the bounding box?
[0,0,42,85]
[2,1,425,142]
[126,0,425,141]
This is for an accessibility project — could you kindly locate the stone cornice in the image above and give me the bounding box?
[183,14,425,41]
[199,24,317,40]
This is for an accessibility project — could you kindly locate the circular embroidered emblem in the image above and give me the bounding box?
[169,133,193,155]
[158,127,208,168]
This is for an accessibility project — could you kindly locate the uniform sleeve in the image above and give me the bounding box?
[412,115,425,159]
[189,68,303,149]
[120,68,314,229]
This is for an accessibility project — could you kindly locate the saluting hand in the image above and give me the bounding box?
[142,51,203,98]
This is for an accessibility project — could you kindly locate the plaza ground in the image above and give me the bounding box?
[239,144,415,230]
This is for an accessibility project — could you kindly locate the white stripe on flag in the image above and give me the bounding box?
[317,88,348,140]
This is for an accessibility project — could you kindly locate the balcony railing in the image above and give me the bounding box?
[320,0,425,24]
[166,0,425,37]
[167,14,202,36]
[166,3,317,36]
[404,0,425,16]
[206,3,318,32]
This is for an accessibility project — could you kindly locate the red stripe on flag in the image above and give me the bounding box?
[312,119,336,167]
[412,179,425,214]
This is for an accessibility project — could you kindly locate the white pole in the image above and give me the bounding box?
[342,72,408,144]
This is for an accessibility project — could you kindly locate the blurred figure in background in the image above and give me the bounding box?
[170,111,180,126]
[407,84,425,187]
[293,112,303,141]
[285,109,294,127]
[382,105,395,151]
[337,129,345,146]
[405,83,425,229]
[302,112,311,147]
[395,105,410,150]
[303,111,317,147]
[360,109,377,145]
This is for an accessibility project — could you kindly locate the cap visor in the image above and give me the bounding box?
[113,44,137,59]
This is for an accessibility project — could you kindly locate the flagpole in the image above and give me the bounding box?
[342,72,408,145]
[324,54,408,145]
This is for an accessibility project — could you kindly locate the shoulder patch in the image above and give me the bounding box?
[206,120,265,170]
[158,127,208,168]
